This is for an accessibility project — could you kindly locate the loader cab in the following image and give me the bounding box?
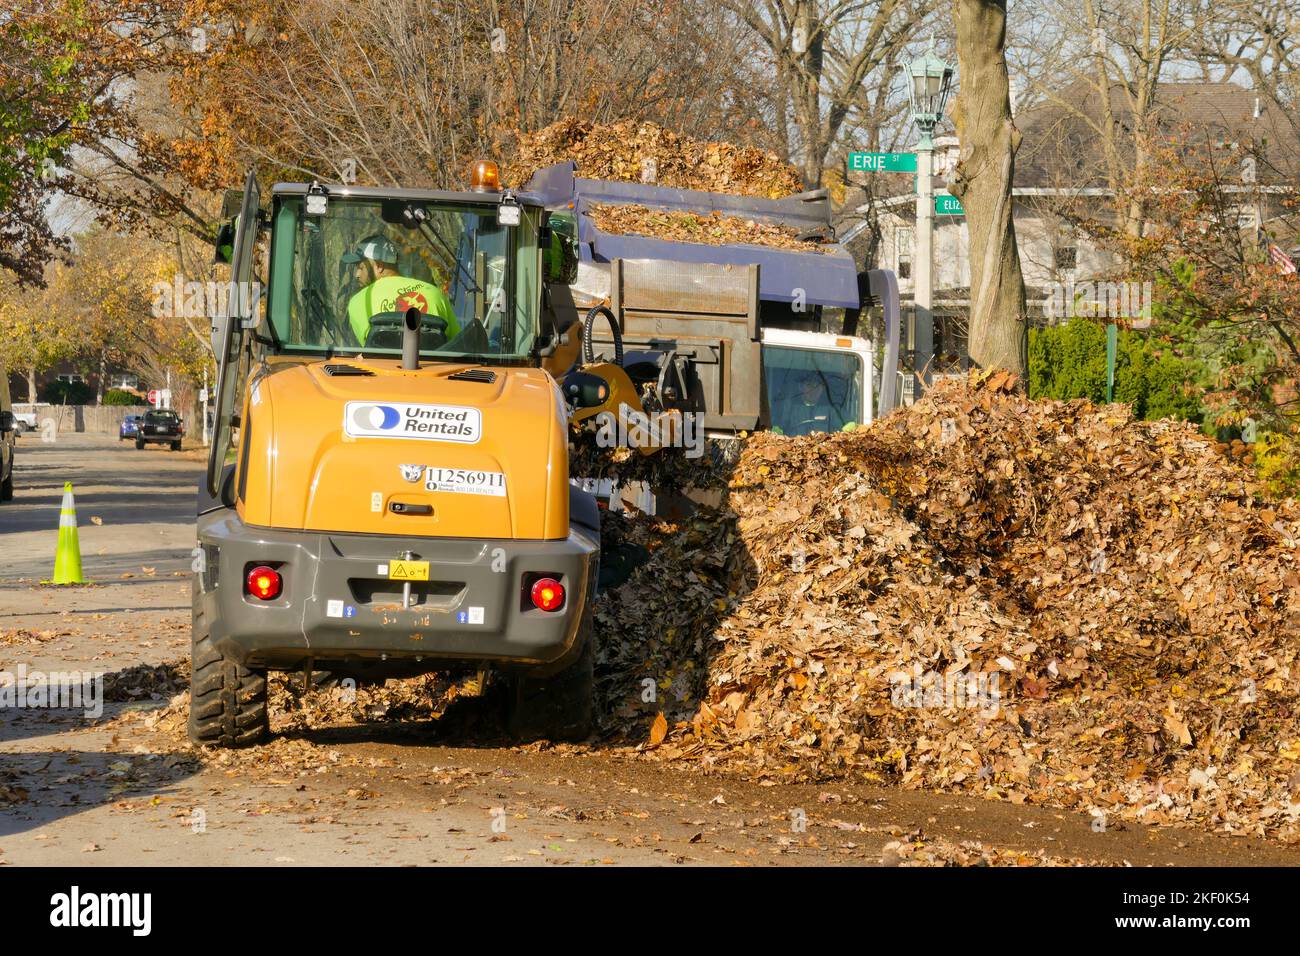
[262,185,546,364]
[206,169,551,500]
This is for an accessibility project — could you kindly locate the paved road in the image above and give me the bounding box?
[2,428,1299,867]
[0,433,202,585]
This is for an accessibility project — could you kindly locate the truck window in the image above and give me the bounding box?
[764,345,863,437]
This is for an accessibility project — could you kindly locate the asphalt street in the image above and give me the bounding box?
[2,431,1298,867]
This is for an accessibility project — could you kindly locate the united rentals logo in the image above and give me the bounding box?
[399,464,424,482]
[343,402,481,444]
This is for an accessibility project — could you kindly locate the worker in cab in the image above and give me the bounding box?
[782,372,832,435]
[343,234,459,346]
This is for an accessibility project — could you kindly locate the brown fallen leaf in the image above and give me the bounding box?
[648,712,668,747]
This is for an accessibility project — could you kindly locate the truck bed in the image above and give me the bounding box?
[524,162,861,310]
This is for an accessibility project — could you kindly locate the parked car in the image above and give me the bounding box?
[136,408,184,451]
[0,360,15,501]
[12,403,50,436]
[120,415,143,440]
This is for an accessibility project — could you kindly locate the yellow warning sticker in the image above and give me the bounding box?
[388,560,430,581]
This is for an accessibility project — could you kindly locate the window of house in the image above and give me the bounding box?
[1054,244,1077,271]
[109,374,139,389]
[896,226,914,280]
[56,374,85,384]
[1228,205,1259,230]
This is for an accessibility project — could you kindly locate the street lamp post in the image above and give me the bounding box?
[901,41,955,398]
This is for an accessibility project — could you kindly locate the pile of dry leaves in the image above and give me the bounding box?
[589,203,825,253]
[510,119,803,198]
[594,372,1300,841]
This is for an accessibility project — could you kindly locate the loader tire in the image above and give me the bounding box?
[504,614,595,743]
[1,471,13,501]
[187,627,269,747]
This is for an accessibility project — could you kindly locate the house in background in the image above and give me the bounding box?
[865,81,1299,396]
[6,363,144,404]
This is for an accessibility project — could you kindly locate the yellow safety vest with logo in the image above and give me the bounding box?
[347,275,460,346]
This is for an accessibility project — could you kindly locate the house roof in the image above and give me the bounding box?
[1015,80,1299,189]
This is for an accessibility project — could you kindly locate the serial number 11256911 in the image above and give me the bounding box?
[423,467,507,497]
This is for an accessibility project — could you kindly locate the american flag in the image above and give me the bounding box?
[1269,243,1297,275]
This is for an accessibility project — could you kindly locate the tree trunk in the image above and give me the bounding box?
[951,0,1028,379]
[26,367,37,403]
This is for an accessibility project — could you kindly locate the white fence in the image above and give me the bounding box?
[14,404,155,436]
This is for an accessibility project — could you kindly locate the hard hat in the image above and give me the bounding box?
[342,234,398,265]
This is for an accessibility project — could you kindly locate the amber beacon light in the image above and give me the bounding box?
[469,160,502,192]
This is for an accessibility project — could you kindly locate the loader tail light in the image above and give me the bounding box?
[246,565,282,601]
[530,577,565,612]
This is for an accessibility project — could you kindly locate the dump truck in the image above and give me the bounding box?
[526,162,901,509]
[522,165,899,444]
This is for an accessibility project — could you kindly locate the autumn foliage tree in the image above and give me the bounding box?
[165,0,767,192]
[0,1,195,283]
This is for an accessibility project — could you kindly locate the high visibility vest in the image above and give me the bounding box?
[347,275,459,345]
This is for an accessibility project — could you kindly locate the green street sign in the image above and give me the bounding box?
[935,194,964,215]
[848,152,917,173]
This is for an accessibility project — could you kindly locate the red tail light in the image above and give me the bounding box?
[529,577,565,612]
[246,565,282,600]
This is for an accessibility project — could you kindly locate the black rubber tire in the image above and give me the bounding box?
[187,625,269,748]
[504,613,596,743]
[170,440,181,451]
[135,438,144,450]
[1,471,12,501]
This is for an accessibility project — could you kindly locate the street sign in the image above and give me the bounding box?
[848,152,917,173]
[935,194,964,215]
[148,389,160,406]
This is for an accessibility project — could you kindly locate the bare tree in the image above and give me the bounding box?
[1189,0,1299,141]
[1034,0,1214,238]
[719,0,937,188]
[170,0,762,192]
[950,0,1027,377]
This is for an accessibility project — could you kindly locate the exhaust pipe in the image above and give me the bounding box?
[402,307,421,370]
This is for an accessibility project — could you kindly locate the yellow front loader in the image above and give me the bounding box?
[191,165,645,746]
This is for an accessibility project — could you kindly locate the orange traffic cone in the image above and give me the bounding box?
[50,481,85,585]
